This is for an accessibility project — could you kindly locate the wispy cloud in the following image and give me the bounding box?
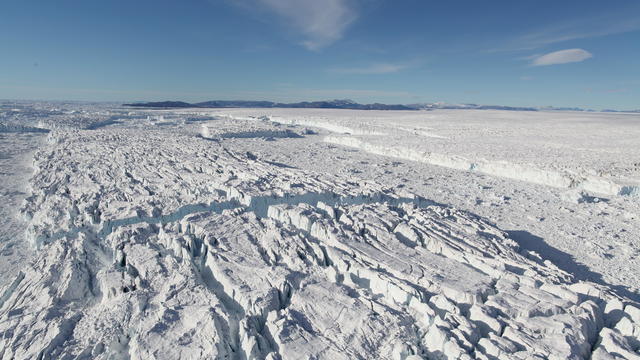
[585,88,629,94]
[530,49,593,66]
[519,18,640,49]
[328,63,409,74]
[236,0,359,50]
[489,9,640,53]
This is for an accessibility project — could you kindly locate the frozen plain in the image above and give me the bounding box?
[0,102,639,359]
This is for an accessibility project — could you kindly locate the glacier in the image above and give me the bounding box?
[0,102,639,359]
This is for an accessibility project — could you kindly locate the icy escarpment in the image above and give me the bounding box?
[324,135,640,197]
[1,128,639,359]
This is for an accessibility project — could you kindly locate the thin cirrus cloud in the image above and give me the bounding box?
[240,0,359,50]
[489,10,640,53]
[531,49,593,66]
[328,63,409,74]
[520,17,640,49]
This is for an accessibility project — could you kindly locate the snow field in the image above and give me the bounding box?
[0,103,639,359]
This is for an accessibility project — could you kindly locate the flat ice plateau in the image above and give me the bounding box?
[0,102,639,359]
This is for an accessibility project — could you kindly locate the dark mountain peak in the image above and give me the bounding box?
[123,101,193,108]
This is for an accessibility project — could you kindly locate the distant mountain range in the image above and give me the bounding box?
[124,99,414,110]
[123,99,640,113]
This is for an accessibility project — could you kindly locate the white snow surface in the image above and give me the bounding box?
[0,103,639,359]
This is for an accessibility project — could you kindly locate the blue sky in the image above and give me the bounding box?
[1,0,639,109]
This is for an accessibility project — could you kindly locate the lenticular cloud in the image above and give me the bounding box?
[531,48,593,66]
